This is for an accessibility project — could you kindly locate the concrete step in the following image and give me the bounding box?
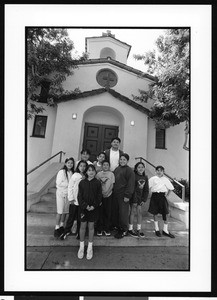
[27,213,188,247]
[29,195,56,213]
[27,162,64,212]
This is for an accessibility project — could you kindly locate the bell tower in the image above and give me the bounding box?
[85,30,131,64]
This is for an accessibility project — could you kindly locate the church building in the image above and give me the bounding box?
[27,30,189,183]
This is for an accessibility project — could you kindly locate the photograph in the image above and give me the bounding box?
[5,4,211,292]
[26,26,190,271]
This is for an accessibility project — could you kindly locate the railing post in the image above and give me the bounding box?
[182,186,185,202]
[59,151,62,163]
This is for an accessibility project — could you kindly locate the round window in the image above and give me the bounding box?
[96,69,118,88]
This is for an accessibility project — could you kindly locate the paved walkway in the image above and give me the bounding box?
[26,245,189,270]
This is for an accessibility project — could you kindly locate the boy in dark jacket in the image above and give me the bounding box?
[113,153,135,238]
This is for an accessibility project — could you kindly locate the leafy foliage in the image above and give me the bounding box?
[134,29,190,128]
[27,28,85,119]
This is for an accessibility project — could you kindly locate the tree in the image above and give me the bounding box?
[27,28,83,119]
[134,29,190,149]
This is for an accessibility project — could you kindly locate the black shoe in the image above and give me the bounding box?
[114,230,125,239]
[97,231,103,236]
[162,231,175,238]
[155,230,162,237]
[59,226,65,235]
[104,231,111,236]
[128,230,138,238]
[54,228,61,238]
[137,230,145,238]
[60,231,70,240]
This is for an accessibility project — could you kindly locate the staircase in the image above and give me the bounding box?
[27,162,64,212]
[27,182,189,248]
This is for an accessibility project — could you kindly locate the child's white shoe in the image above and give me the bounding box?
[77,247,84,259]
[86,247,93,260]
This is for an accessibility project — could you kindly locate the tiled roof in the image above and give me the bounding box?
[55,87,150,115]
[76,58,157,82]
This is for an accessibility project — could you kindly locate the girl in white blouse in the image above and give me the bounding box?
[54,157,74,238]
[60,160,88,240]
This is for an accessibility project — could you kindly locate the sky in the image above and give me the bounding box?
[67,28,166,73]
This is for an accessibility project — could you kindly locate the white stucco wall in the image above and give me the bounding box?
[51,92,148,167]
[27,103,57,181]
[87,37,130,64]
[147,120,189,180]
[63,64,153,109]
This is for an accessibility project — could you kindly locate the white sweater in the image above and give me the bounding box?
[56,169,73,195]
[68,172,83,205]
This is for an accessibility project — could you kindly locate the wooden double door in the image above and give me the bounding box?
[83,122,119,162]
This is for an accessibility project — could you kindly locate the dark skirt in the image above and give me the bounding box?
[78,207,99,223]
[148,192,169,216]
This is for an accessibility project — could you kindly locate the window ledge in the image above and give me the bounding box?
[30,136,45,138]
[155,147,167,150]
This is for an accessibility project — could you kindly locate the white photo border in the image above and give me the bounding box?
[5,4,211,292]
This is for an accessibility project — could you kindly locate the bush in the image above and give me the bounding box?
[173,178,190,202]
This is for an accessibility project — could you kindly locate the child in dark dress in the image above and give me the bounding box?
[128,162,149,238]
[77,164,102,260]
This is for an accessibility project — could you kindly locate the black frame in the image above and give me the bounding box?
[32,115,48,138]
[155,128,166,149]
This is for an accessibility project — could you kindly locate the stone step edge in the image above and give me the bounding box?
[27,234,189,247]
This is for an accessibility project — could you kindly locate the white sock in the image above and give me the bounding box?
[79,241,84,249]
[154,221,159,231]
[87,242,93,251]
[163,223,169,233]
[137,224,141,231]
[129,224,133,231]
[60,222,64,227]
[55,225,60,230]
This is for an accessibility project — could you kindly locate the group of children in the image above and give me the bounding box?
[54,137,175,260]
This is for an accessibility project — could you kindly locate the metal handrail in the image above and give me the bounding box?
[27,151,66,175]
[135,156,185,201]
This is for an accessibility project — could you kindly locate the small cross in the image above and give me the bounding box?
[103,73,114,89]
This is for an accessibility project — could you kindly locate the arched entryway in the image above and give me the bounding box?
[81,105,124,162]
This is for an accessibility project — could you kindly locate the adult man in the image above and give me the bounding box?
[104,137,123,172]
[104,137,124,231]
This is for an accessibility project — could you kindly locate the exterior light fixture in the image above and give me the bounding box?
[72,113,77,120]
[130,120,135,126]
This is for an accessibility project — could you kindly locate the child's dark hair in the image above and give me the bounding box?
[111,137,121,143]
[85,164,96,177]
[120,153,130,161]
[134,161,146,176]
[156,165,165,171]
[62,157,74,180]
[102,159,110,166]
[97,151,106,157]
[80,148,91,155]
[75,160,88,173]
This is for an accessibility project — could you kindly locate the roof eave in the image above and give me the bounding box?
[55,88,150,115]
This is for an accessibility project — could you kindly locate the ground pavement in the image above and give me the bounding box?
[26,213,189,270]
